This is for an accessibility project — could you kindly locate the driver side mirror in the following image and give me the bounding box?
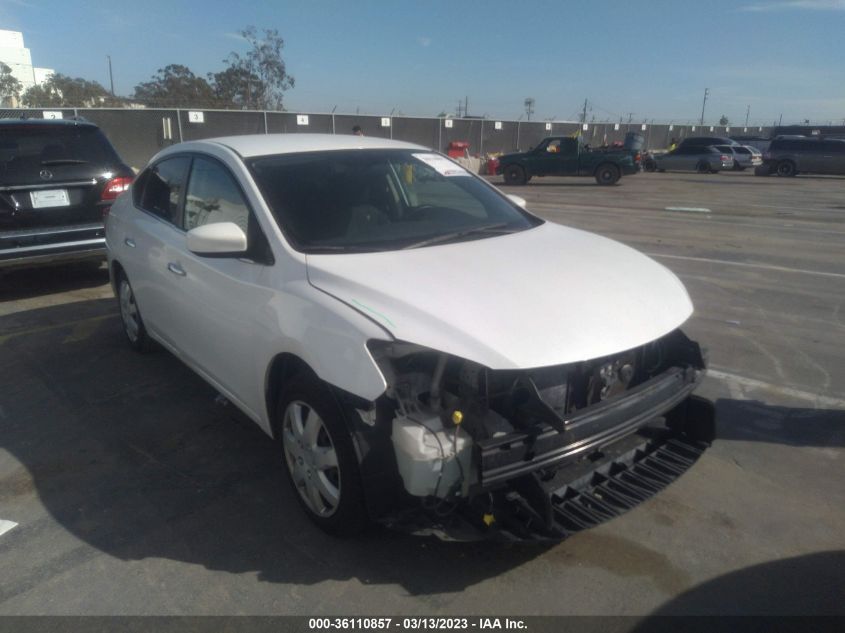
[187,222,248,257]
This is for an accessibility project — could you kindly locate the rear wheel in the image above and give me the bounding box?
[117,273,151,352]
[503,164,527,185]
[276,377,367,536]
[696,161,711,174]
[644,159,657,172]
[776,160,796,177]
[595,163,620,185]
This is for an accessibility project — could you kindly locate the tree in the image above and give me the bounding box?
[21,73,111,107]
[0,63,22,105]
[208,66,265,109]
[719,114,730,126]
[133,64,218,108]
[224,26,294,110]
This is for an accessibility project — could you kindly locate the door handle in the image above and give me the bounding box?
[167,262,186,277]
[124,237,136,248]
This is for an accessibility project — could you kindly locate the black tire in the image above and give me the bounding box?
[657,168,666,173]
[754,165,771,177]
[644,159,657,172]
[733,163,745,171]
[275,377,367,536]
[503,164,527,185]
[696,161,711,174]
[116,272,152,352]
[776,160,796,177]
[595,163,620,185]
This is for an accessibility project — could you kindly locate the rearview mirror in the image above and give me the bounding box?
[507,194,527,208]
[187,222,248,256]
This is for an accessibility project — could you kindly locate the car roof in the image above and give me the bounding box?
[199,133,428,158]
[0,117,98,128]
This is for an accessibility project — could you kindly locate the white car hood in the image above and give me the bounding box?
[306,222,693,369]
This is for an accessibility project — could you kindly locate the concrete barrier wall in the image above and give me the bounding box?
[1,107,777,170]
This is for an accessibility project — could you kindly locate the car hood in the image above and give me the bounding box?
[305,222,693,369]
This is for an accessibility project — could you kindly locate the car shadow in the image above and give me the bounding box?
[0,299,549,600]
[714,398,845,448]
[632,551,845,617]
[0,261,109,303]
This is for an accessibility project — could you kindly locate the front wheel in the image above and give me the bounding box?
[595,164,620,185]
[503,165,527,185]
[696,161,711,174]
[276,378,367,536]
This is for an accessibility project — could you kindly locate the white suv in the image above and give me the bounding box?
[106,134,714,540]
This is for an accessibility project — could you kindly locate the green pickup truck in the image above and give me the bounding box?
[496,136,639,185]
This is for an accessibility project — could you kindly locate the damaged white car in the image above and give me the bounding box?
[106,134,714,540]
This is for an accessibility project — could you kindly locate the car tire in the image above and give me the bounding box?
[276,377,368,537]
[117,273,152,352]
[754,165,771,177]
[696,161,710,174]
[644,160,657,172]
[595,163,620,185]
[503,165,527,185]
[776,160,797,177]
[657,168,666,173]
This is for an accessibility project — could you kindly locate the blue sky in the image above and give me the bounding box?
[1,0,843,125]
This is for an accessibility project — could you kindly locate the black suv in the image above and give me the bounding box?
[763,137,845,177]
[0,118,133,270]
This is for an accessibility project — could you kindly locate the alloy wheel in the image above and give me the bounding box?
[282,400,341,517]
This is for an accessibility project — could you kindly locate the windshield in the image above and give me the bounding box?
[248,149,542,253]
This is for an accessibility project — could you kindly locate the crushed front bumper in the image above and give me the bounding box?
[477,366,703,488]
[383,368,714,542]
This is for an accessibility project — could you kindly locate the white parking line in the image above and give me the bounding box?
[647,253,845,280]
[0,520,18,538]
[708,368,845,408]
[665,206,711,213]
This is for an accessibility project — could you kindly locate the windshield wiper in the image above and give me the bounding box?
[40,159,88,166]
[402,223,514,249]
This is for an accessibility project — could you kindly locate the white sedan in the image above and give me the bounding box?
[106,134,714,540]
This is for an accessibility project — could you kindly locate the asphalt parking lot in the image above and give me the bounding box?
[0,170,843,616]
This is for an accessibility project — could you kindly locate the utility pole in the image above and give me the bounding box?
[465,96,469,118]
[778,113,783,126]
[745,105,750,127]
[456,100,463,117]
[699,88,709,125]
[524,97,535,121]
[581,98,588,123]
[106,55,115,96]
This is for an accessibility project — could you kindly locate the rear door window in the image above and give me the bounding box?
[137,156,190,226]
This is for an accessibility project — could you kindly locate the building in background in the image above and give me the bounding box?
[0,29,54,105]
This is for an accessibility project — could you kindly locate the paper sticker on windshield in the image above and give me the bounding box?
[412,153,470,177]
